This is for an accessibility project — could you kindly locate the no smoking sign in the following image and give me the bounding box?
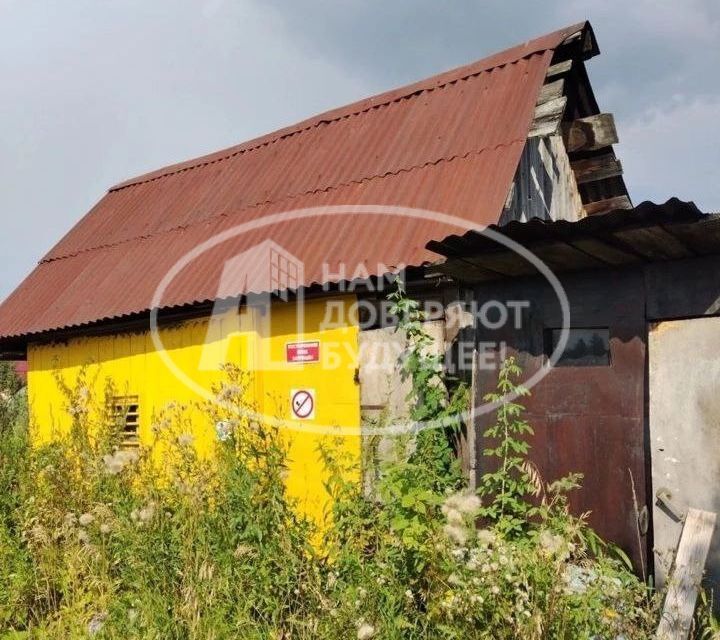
[290,388,315,420]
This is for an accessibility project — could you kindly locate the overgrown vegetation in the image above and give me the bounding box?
[0,288,705,637]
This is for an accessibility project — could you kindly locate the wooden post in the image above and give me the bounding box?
[467,349,478,489]
[656,508,717,640]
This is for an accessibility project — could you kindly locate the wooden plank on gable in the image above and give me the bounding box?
[536,79,565,105]
[529,97,567,138]
[571,154,623,184]
[546,59,572,78]
[563,113,619,153]
[584,195,632,216]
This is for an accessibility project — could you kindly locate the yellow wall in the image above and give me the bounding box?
[27,295,360,525]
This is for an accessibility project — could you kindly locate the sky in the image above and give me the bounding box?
[1,0,719,300]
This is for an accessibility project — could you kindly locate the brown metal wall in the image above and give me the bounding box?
[472,267,648,571]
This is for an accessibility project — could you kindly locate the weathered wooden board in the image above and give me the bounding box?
[584,195,632,216]
[546,59,572,78]
[656,508,716,640]
[536,79,565,105]
[529,97,567,137]
[571,153,623,184]
[503,137,584,223]
[568,238,642,266]
[563,113,619,153]
[613,226,693,260]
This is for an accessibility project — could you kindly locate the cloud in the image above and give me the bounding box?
[0,0,370,299]
[619,95,720,211]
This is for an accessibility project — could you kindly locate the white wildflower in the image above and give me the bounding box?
[102,449,139,475]
[177,433,194,447]
[103,454,124,475]
[234,544,252,558]
[137,502,155,523]
[456,493,481,514]
[78,529,90,545]
[79,513,94,527]
[215,420,234,442]
[404,589,413,599]
[443,523,469,545]
[356,622,376,639]
[217,383,241,403]
[442,492,481,519]
[476,528,496,546]
[539,530,568,559]
[444,508,464,525]
[100,523,111,535]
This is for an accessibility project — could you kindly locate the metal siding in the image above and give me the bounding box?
[472,269,648,571]
[0,25,588,340]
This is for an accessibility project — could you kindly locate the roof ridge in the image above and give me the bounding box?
[43,139,525,264]
[109,22,586,192]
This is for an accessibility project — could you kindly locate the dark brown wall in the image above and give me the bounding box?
[472,267,648,571]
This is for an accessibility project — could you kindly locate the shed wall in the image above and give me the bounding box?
[470,253,720,575]
[27,295,361,525]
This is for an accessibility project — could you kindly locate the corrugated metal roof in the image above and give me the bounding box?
[0,22,590,342]
[429,198,717,282]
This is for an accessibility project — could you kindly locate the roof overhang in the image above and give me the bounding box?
[427,199,718,283]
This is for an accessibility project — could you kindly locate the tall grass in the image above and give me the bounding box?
[0,361,664,639]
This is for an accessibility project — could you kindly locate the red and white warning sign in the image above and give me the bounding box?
[286,341,320,364]
[290,388,315,420]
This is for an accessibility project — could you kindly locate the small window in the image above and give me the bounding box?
[546,328,610,367]
[108,396,140,447]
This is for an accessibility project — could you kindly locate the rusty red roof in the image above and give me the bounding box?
[0,22,592,342]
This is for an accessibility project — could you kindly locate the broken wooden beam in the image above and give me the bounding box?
[562,113,619,153]
[656,508,716,640]
[571,153,623,184]
[583,195,632,216]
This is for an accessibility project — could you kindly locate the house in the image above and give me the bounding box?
[0,21,629,522]
[430,199,720,587]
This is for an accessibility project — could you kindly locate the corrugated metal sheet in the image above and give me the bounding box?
[429,198,711,258]
[0,23,589,341]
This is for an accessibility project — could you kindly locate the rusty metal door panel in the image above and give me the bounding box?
[472,268,648,572]
[649,317,720,591]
